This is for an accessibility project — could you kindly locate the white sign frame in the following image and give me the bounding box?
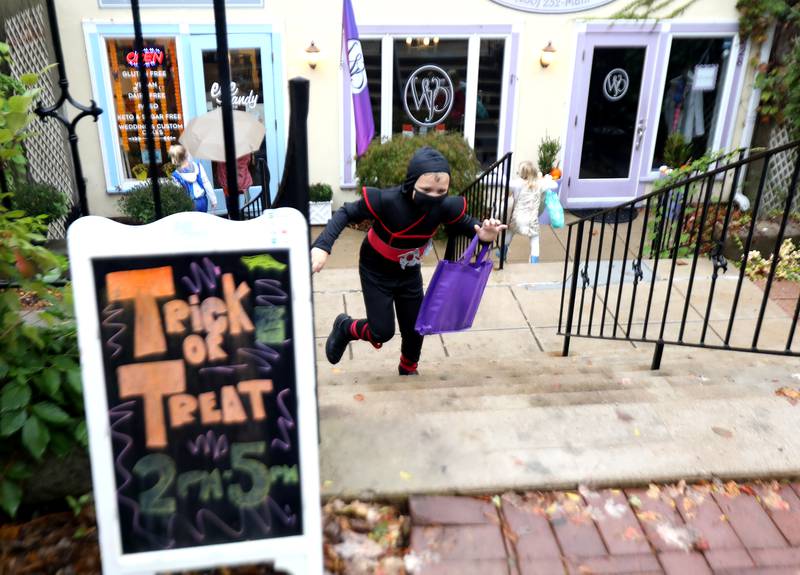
[489,0,617,14]
[68,210,322,575]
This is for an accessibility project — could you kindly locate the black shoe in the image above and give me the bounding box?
[398,366,419,376]
[325,313,352,364]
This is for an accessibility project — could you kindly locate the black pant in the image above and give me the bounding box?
[358,263,424,363]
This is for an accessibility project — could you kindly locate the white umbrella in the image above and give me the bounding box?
[179,108,265,161]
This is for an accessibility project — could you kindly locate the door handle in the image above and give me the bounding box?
[635,120,646,151]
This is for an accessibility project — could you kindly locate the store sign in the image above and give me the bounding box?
[403,65,454,127]
[603,68,629,101]
[68,211,322,573]
[489,0,616,13]
[126,47,164,68]
[210,81,258,111]
[693,64,719,92]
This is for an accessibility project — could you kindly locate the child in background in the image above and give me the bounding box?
[500,161,541,263]
[169,144,218,213]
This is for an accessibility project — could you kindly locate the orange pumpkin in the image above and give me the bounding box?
[550,167,562,180]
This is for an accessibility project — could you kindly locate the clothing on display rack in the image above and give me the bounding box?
[662,70,705,141]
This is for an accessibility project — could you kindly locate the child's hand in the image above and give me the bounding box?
[474,218,507,243]
[311,247,329,274]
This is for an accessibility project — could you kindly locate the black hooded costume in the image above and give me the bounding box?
[312,147,480,374]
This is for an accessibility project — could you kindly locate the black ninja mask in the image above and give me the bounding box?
[402,146,451,194]
[412,188,447,210]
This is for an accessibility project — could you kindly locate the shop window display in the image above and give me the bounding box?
[105,37,184,180]
[651,37,733,169]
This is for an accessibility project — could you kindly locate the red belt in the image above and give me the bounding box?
[367,228,426,267]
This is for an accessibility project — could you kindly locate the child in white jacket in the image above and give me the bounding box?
[169,144,218,213]
[500,161,541,263]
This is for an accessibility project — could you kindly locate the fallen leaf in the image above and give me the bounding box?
[761,491,790,511]
[712,426,734,438]
[616,409,634,422]
[354,393,365,402]
[647,484,661,499]
[723,481,741,497]
[565,492,582,503]
[491,495,502,508]
[740,485,756,497]
[399,471,412,481]
[682,497,696,513]
[636,511,662,522]
[656,522,700,551]
[628,495,643,508]
[720,514,728,521]
[604,498,628,519]
[623,526,643,540]
[579,484,601,500]
[775,387,800,405]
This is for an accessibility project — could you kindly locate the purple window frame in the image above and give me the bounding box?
[341,25,519,187]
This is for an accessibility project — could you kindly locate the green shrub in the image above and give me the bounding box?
[0,195,83,518]
[11,182,69,224]
[537,134,561,174]
[355,131,481,194]
[309,182,333,202]
[117,181,194,224]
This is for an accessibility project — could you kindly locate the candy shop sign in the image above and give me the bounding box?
[489,0,616,13]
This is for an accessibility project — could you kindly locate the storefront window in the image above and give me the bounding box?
[200,48,265,190]
[105,37,183,180]
[475,39,504,166]
[361,39,382,138]
[391,38,468,137]
[651,37,733,169]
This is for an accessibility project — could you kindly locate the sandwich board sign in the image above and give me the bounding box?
[68,210,322,574]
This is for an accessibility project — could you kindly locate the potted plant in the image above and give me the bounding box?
[309,182,333,225]
[537,134,562,181]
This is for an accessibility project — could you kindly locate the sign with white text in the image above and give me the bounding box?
[489,0,616,13]
[68,211,321,575]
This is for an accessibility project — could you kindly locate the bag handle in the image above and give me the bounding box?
[458,233,491,265]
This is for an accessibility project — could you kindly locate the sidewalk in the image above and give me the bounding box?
[407,482,800,575]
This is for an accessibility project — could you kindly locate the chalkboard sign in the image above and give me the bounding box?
[68,211,321,574]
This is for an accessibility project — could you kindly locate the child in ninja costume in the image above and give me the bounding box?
[310,147,506,375]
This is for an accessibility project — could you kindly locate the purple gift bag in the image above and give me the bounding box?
[415,234,493,335]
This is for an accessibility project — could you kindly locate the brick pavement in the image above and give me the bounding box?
[408,482,800,574]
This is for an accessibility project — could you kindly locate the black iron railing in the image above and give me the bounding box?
[558,140,800,369]
[444,151,513,269]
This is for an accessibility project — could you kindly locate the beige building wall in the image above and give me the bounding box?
[53,0,751,216]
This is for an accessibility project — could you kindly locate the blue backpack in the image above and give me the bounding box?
[172,162,206,200]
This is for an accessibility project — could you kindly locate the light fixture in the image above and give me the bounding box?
[540,41,556,68]
[423,36,430,46]
[433,36,440,45]
[305,41,320,69]
[406,37,413,46]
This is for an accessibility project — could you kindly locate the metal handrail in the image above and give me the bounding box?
[445,152,514,269]
[559,140,800,369]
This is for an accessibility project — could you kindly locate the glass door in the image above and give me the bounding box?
[563,34,658,207]
[188,34,282,211]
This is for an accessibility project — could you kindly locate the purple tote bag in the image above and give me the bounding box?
[415,234,493,335]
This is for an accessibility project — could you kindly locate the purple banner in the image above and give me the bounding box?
[343,0,375,157]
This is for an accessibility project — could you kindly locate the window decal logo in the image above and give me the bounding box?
[603,68,629,101]
[403,65,454,127]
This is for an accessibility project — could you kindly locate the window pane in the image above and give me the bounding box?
[475,39,505,167]
[392,38,468,137]
[106,37,184,180]
[361,39,382,137]
[651,37,733,169]
[201,48,264,190]
[579,47,646,180]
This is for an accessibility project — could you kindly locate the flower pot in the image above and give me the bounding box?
[309,201,332,225]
